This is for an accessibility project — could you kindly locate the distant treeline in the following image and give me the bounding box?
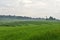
[0,15,57,20]
[0,15,32,19]
[0,15,43,20]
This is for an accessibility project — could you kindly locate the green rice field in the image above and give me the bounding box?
[0,20,60,40]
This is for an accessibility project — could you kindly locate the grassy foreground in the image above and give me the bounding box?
[0,21,60,40]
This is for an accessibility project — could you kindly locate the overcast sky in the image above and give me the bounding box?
[0,0,60,19]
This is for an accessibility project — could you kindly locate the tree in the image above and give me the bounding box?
[46,16,48,20]
[49,16,56,20]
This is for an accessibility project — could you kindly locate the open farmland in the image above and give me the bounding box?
[0,20,60,40]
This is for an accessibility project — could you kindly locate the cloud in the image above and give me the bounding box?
[0,0,22,7]
[0,0,60,19]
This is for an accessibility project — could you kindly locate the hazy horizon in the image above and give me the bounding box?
[0,0,60,19]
